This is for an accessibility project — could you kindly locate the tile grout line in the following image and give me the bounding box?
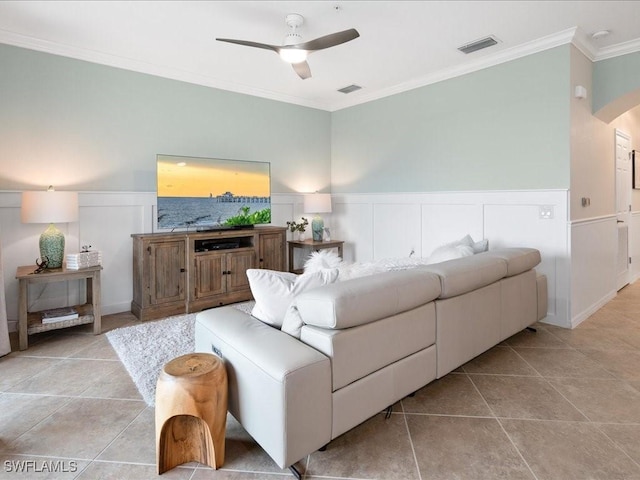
[592,423,640,471]
[505,328,640,472]
[466,371,540,480]
[506,341,596,423]
[399,400,423,480]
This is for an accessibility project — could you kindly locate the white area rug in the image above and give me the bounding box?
[107,302,254,406]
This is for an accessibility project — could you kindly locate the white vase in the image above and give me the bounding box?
[299,231,306,241]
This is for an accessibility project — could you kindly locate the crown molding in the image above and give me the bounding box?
[570,27,598,61]
[0,29,331,111]
[329,28,579,111]
[595,37,640,61]
[2,25,639,113]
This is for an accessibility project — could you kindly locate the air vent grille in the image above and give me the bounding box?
[337,84,362,94]
[458,36,498,54]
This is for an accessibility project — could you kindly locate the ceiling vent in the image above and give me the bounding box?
[457,36,499,54]
[337,84,362,94]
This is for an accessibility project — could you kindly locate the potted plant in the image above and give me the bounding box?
[286,217,309,241]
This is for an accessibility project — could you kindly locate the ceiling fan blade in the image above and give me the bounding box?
[292,61,312,79]
[216,38,279,53]
[295,28,360,51]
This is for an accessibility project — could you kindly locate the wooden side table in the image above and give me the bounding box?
[287,239,344,274]
[16,264,102,351]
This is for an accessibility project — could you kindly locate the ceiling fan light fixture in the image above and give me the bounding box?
[279,48,308,64]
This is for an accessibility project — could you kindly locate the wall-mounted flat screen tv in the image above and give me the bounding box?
[156,154,271,231]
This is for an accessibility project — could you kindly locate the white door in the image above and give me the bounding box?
[616,129,632,290]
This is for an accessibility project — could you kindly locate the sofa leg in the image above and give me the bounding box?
[319,444,328,452]
[289,464,302,480]
[385,405,393,419]
[408,391,416,397]
[526,326,537,333]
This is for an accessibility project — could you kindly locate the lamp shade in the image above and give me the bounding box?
[21,190,78,224]
[303,193,332,214]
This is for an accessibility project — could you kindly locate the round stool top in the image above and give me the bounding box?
[163,353,222,378]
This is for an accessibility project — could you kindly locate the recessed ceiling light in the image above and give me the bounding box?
[591,30,610,40]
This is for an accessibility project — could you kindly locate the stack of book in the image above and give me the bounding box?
[66,251,102,270]
[42,307,78,324]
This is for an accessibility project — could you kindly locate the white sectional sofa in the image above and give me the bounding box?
[195,247,547,477]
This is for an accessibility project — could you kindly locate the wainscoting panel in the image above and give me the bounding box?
[373,203,422,260]
[332,190,570,327]
[420,203,483,257]
[484,204,567,325]
[332,201,374,263]
[570,215,618,327]
[631,212,640,282]
[2,189,626,331]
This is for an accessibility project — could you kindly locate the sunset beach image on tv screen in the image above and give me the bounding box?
[156,154,271,230]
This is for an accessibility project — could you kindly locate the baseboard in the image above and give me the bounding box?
[102,302,132,316]
[539,313,570,329]
[570,290,617,329]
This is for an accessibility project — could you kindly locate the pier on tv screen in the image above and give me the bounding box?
[156,154,271,230]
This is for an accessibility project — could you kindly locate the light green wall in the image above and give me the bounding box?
[331,46,571,193]
[0,44,331,193]
[593,51,640,115]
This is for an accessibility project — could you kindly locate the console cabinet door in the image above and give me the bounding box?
[193,253,225,299]
[148,240,186,305]
[226,250,256,293]
[259,232,285,271]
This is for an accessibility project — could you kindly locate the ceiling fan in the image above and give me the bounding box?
[216,14,359,80]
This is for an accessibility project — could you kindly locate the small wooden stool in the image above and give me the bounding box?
[155,353,227,474]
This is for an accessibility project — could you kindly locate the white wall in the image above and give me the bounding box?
[329,189,570,327]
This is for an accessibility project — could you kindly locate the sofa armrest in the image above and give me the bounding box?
[195,306,332,469]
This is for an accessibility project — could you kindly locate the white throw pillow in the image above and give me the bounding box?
[427,235,477,264]
[427,244,474,264]
[304,249,343,273]
[281,303,305,339]
[246,269,339,328]
[472,239,489,253]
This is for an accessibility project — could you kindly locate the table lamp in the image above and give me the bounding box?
[304,193,332,242]
[21,186,79,269]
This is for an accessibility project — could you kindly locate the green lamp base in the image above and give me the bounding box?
[311,215,324,242]
[39,223,65,269]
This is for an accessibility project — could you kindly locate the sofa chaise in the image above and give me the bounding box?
[195,247,547,477]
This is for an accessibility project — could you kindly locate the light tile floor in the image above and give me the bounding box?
[2,284,640,479]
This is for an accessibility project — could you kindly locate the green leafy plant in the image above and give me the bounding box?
[286,217,309,233]
[224,206,271,226]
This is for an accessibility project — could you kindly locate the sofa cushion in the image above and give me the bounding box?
[421,254,508,299]
[482,248,541,277]
[300,302,436,391]
[246,269,339,327]
[295,268,441,329]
